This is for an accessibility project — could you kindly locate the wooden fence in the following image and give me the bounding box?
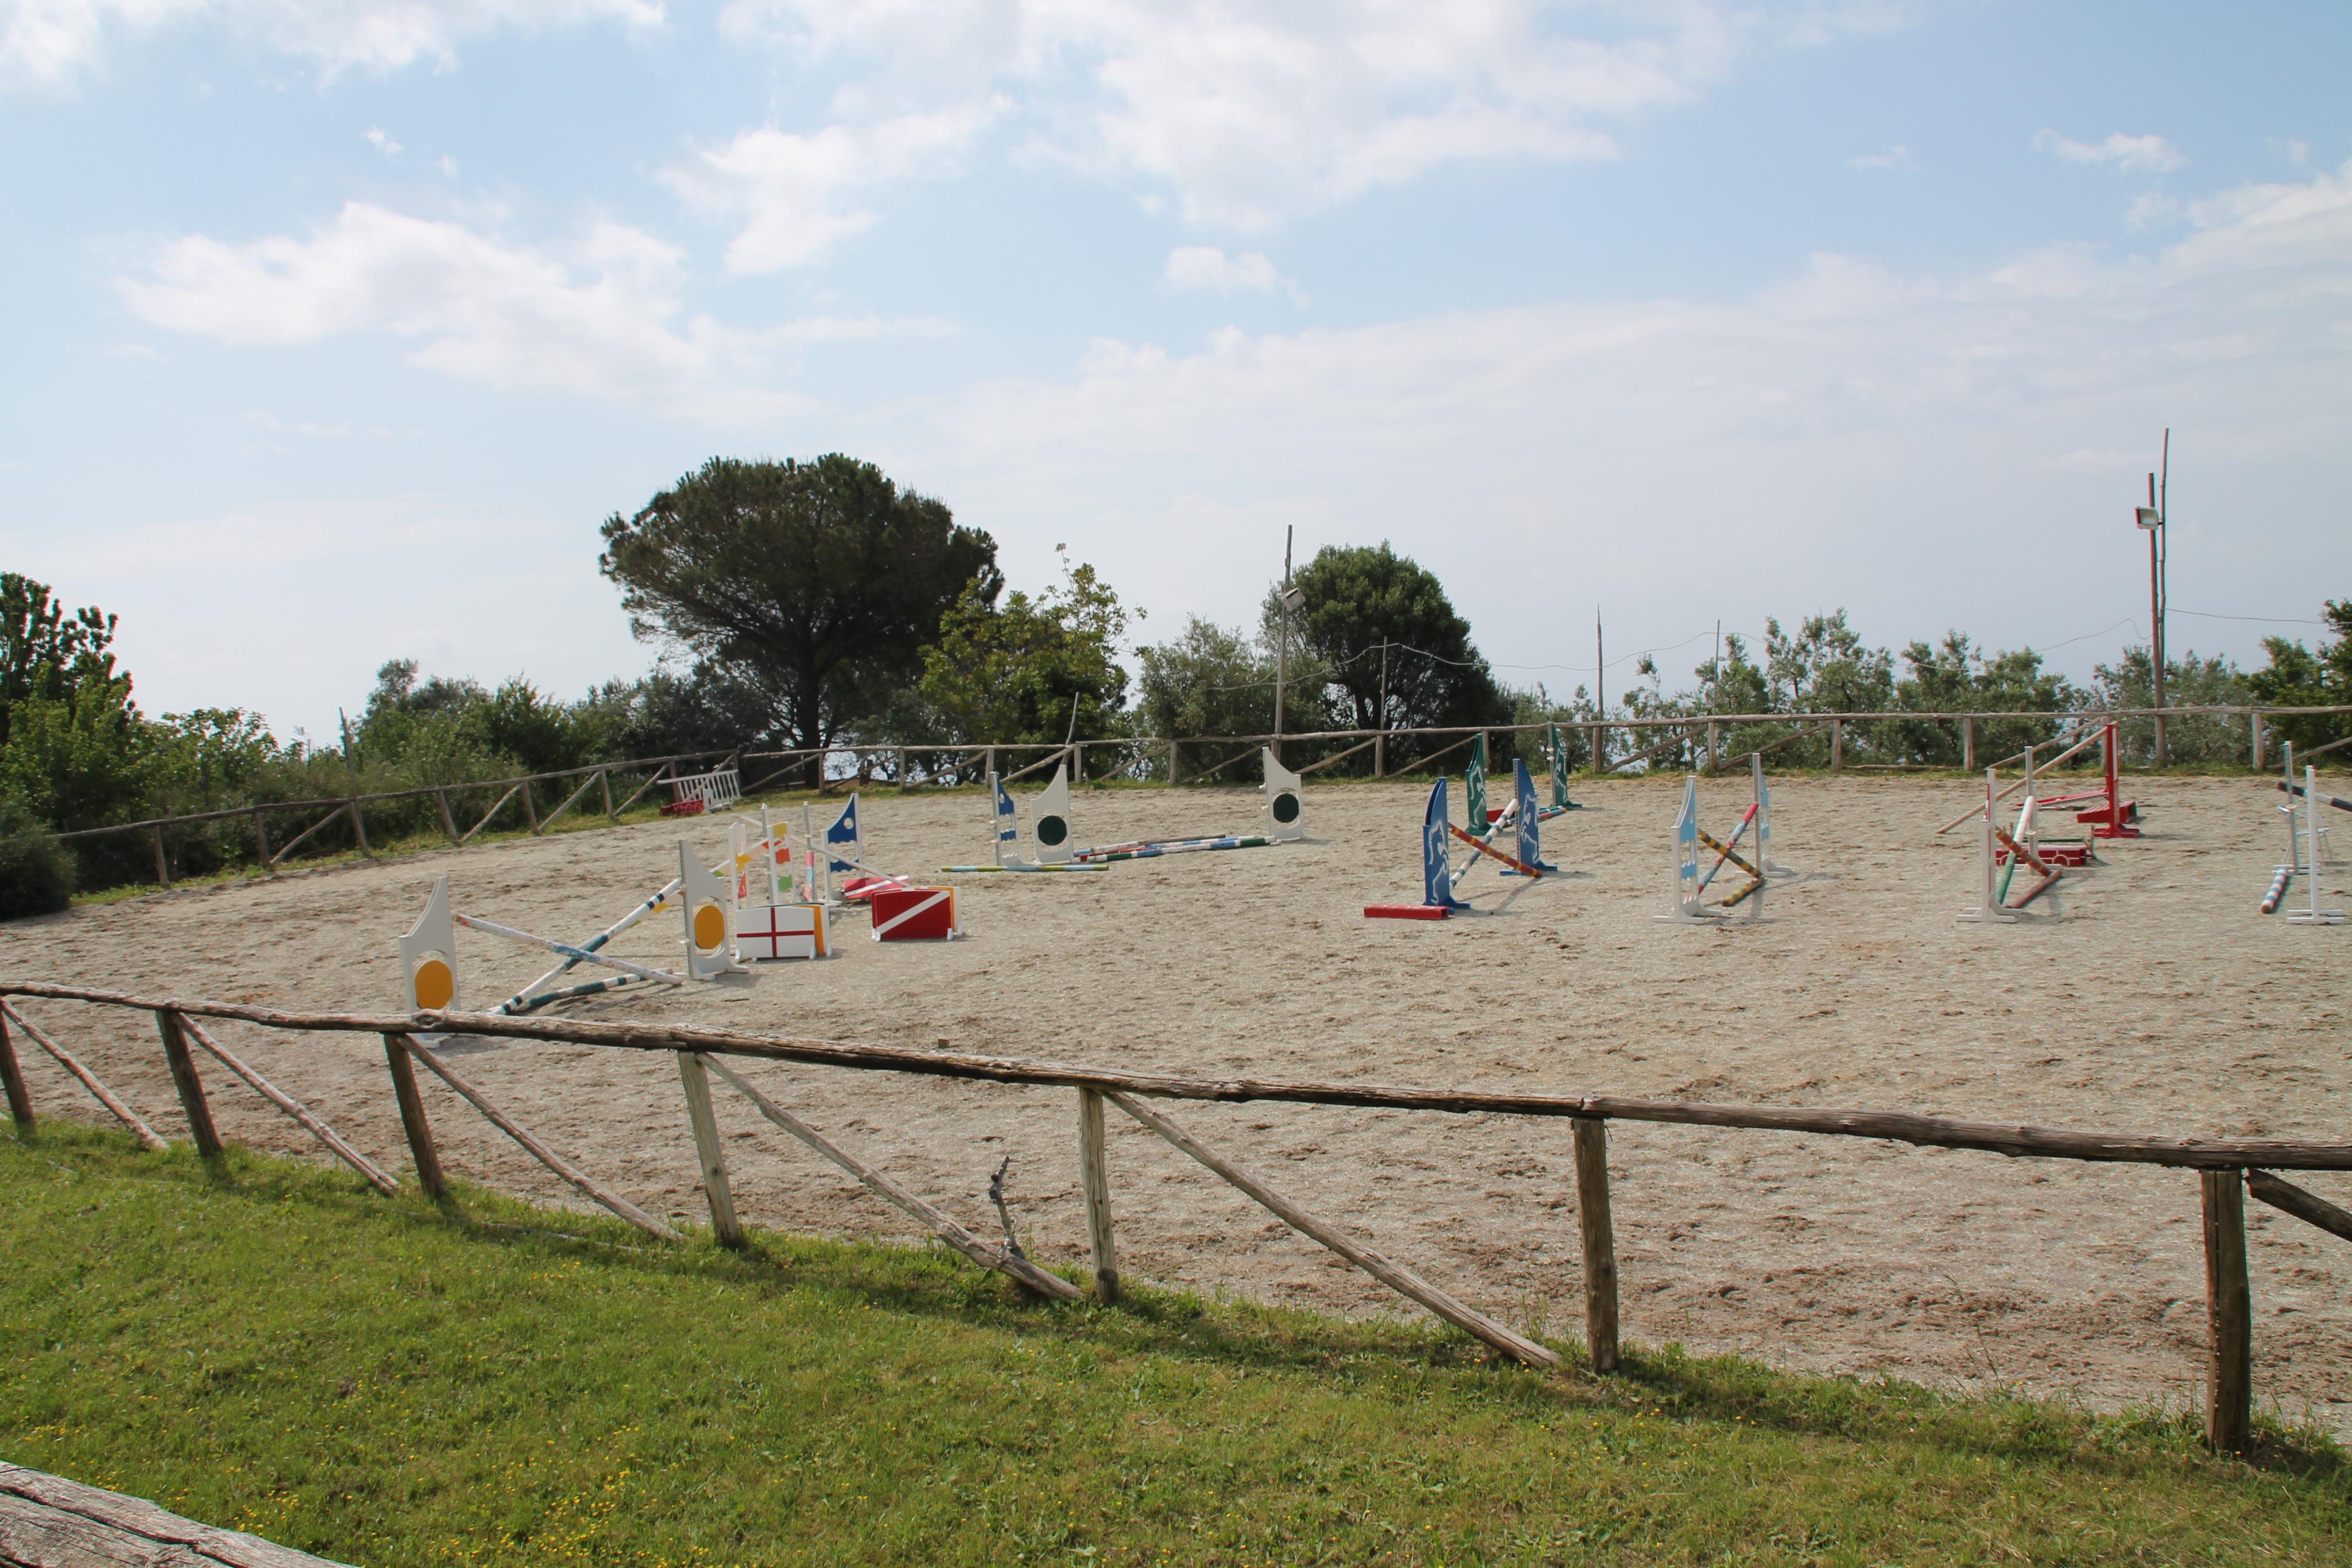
[55,703,2352,890]
[7,980,2352,1452]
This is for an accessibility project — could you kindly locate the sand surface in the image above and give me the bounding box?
[6,772,2349,1429]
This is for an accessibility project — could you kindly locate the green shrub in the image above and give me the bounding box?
[0,792,74,918]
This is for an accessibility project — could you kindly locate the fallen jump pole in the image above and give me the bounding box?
[1446,823,1544,879]
[453,913,688,987]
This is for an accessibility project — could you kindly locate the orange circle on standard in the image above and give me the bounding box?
[411,954,455,1010]
[693,902,728,951]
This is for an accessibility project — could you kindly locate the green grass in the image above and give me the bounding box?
[4,1133,2348,1567]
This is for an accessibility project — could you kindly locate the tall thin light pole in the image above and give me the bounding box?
[1273,526,1294,762]
[1594,607,1607,772]
[2157,429,2170,767]
[2135,430,2171,767]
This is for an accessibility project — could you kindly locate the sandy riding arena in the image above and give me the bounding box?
[7,774,2349,1430]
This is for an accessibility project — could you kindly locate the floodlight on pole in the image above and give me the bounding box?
[2131,429,2171,766]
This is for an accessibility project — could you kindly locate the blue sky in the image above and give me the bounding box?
[4,0,2347,740]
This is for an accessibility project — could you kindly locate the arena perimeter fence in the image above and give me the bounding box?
[50,704,2352,893]
[7,983,2352,1452]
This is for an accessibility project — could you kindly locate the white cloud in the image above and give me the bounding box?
[2033,129,2187,174]
[2125,190,2181,230]
[1164,245,1291,298]
[906,161,2352,683]
[114,201,941,419]
[667,104,999,272]
[1848,144,1910,171]
[714,1,1912,231]
[2,0,661,88]
[364,125,400,157]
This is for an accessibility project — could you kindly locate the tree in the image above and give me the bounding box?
[1136,617,1276,741]
[2246,600,2352,757]
[600,456,999,780]
[2089,645,2249,768]
[917,557,1130,772]
[0,792,73,919]
[1,573,128,750]
[0,671,148,831]
[1759,612,1893,716]
[612,662,779,760]
[1895,633,2079,766]
[1283,543,1510,767]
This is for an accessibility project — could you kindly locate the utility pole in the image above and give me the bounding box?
[1594,607,1607,772]
[1273,526,1300,764]
[2135,429,2171,767]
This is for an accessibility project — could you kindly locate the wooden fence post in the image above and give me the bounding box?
[1830,719,1844,772]
[677,1052,743,1247]
[519,782,537,833]
[1961,715,1975,772]
[1168,739,1179,786]
[2251,712,2266,772]
[2202,1168,2252,1452]
[151,825,170,890]
[250,809,271,873]
[1591,721,1605,773]
[1574,1118,1619,1373]
[1706,720,1719,773]
[435,787,458,843]
[1077,1088,1119,1302]
[1374,730,1385,778]
[154,1011,221,1159]
[347,800,371,856]
[600,768,614,819]
[382,1035,447,1200]
[0,1008,34,1131]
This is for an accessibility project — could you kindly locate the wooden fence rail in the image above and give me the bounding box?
[51,704,2352,886]
[7,977,2349,1452]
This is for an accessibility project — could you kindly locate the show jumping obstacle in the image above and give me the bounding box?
[402,811,863,1018]
[1657,756,1787,924]
[2282,760,2344,928]
[945,767,1107,874]
[397,874,696,1038]
[958,749,1304,872]
[2262,742,2338,916]
[1365,763,1553,919]
[868,885,961,941]
[665,765,742,816]
[1956,767,2064,922]
[1935,721,2136,843]
[1545,725,1583,816]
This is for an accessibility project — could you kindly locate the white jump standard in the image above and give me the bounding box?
[1956,767,2065,923]
[945,767,1108,873]
[2263,742,2339,917]
[954,748,1304,872]
[2283,760,2344,927]
[1658,756,1787,924]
